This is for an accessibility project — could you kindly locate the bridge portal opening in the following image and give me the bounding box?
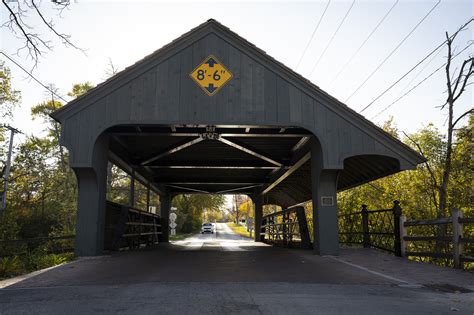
[103,124,313,251]
[99,124,406,255]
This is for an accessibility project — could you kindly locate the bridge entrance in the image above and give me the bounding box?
[51,20,424,256]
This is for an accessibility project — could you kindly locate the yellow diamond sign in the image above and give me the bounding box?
[190,55,232,96]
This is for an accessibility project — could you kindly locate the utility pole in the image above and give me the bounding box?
[1,125,21,211]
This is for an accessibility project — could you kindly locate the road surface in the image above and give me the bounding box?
[0,222,473,314]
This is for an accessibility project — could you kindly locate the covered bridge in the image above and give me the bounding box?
[51,19,425,256]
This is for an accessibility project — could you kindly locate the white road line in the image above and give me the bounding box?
[327,256,415,285]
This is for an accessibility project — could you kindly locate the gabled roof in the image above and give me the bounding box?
[51,19,425,166]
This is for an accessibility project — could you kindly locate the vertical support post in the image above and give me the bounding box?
[393,200,402,257]
[73,135,109,256]
[361,204,369,248]
[1,127,16,211]
[399,215,407,257]
[129,170,135,207]
[253,194,263,242]
[452,209,463,269]
[310,139,339,255]
[261,217,267,242]
[160,194,170,243]
[282,211,288,246]
[146,186,150,212]
[296,206,312,249]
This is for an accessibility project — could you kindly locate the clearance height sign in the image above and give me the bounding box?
[190,55,232,96]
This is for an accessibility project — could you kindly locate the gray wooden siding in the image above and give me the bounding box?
[61,33,415,170]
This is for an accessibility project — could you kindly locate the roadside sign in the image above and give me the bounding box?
[169,212,177,221]
[169,211,177,236]
[189,55,232,96]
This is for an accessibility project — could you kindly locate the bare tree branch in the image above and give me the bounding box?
[1,0,82,68]
[30,0,77,49]
[452,108,474,129]
[2,0,43,66]
[453,58,473,103]
[443,32,454,111]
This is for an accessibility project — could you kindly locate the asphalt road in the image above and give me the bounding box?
[0,223,473,314]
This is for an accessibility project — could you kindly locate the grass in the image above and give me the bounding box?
[0,252,75,280]
[169,232,195,241]
[226,222,252,239]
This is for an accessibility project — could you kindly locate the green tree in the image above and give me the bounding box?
[67,82,94,99]
[172,194,226,233]
[0,61,21,119]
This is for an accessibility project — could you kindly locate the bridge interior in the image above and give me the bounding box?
[108,124,402,208]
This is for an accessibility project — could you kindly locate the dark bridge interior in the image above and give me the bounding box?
[107,124,401,207]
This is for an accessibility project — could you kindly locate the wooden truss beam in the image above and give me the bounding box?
[214,184,263,194]
[140,137,203,166]
[261,151,311,195]
[147,165,279,170]
[111,132,309,138]
[164,184,210,194]
[218,137,282,167]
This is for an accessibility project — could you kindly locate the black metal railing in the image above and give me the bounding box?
[338,201,402,255]
[261,206,311,249]
[105,201,162,251]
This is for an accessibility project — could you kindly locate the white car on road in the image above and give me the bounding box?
[201,223,215,234]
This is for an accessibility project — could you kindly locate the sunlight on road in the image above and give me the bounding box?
[171,223,269,251]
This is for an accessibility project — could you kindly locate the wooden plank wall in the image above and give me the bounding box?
[61,32,413,170]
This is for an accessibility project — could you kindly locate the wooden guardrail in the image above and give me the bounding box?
[401,209,473,269]
[339,203,473,270]
[261,206,311,249]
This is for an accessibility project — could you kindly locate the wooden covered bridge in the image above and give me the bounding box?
[51,19,425,256]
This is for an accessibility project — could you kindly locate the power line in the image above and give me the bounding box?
[309,0,356,76]
[398,44,444,94]
[329,0,399,86]
[370,42,473,120]
[344,0,441,103]
[295,0,331,70]
[0,51,68,103]
[360,17,474,113]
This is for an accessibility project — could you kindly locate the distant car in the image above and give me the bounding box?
[201,222,215,234]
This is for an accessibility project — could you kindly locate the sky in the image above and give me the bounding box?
[1,0,473,139]
[1,1,473,165]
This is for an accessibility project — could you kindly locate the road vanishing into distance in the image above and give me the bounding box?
[1,222,473,314]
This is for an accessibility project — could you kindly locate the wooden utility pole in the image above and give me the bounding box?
[1,125,21,211]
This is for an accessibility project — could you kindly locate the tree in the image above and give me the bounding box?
[172,194,225,233]
[437,30,473,218]
[67,82,94,99]
[2,0,81,67]
[403,29,473,218]
[0,61,21,119]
